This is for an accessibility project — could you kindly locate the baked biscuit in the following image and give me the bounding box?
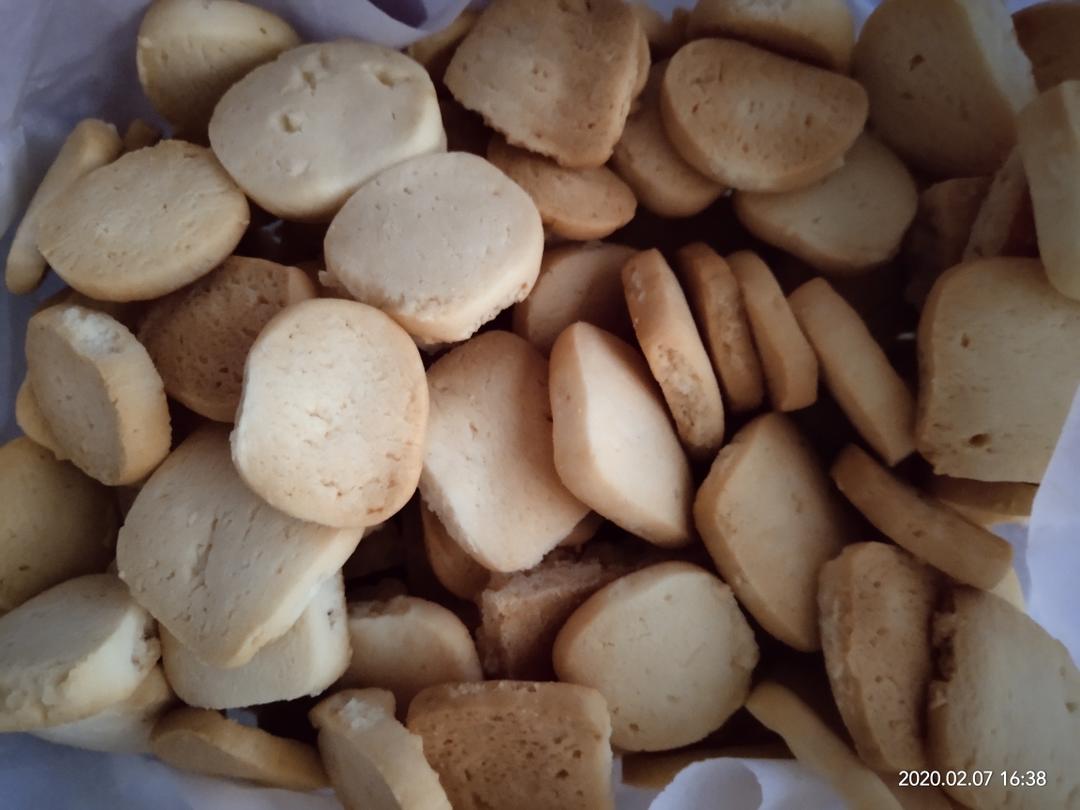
[420,503,489,601]
[926,475,1037,528]
[963,148,1036,262]
[14,378,66,459]
[1014,1,1080,91]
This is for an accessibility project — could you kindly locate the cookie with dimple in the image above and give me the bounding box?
[421,331,589,572]
[324,152,543,344]
[623,249,725,459]
[36,140,249,302]
[1014,1,1080,91]
[25,304,171,486]
[446,0,641,168]
[420,503,490,601]
[210,40,445,222]
[14,378,66,459]
[735,135,918,276]
[137,0,300,136]
[694,413,849,651]
[554,561,758,752]
[917,258,1080,482]
[549,323,693,547]
[486,137,637,241]
[139,256,316,422]
[661,38,867,191]
[232,298,427,528]
[117,426,360,667]
[853,0,1036,177]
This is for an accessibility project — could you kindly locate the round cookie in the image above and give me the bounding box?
[25,304,171,486]
[36,140,249,301]
[138,255,317,422]
[549,322,693,547]
[622,249,725,459]
[486,137,637,241]
[420,331,589,572]
[14,378,66,459]
[324,152,543,344]
[420,503,490,602]
[232,298,428,529]
[661,38,867,191]
[136,0,300,136]
[553,561,758,752]
[210,40,445,222]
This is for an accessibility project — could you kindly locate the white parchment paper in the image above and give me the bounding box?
[0,1,1069,808]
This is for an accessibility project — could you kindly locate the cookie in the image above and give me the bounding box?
[210,40,445,222]
[121,119,161,152]
[405,9,478,81]
[486,136,637,241]
[963,147,1036,262]
[162,573,349,709]
[789,278,915,465]
[694,413,849,651]
[25,304,171,486]
[622,249,726,459]
[553,561,758,752]
[916,258,1080,482]
[420,503,490,601]
[735,134,918,275]
[687,0,855,72]
[630,3,686,56]
[853,0,1036,177]
[611,64,725,218]
[818,542,940,772]
[831,444,1014,590]
[324,152,543,343]
[0,437,115,612]
[549,323,693,547]
[310,689,452,810]
[661,38,867,191]
[342,595,483,709]
[926,475,1037,528]
[0,574,159,732]
[1014,1,1080,91]
[406,681,614,810]
[5,119,121,295]
[728,250,818,412]
[232,298,427,528]
[151,707,328,791]
[117,426,360,667]
[138,256,317,422]
[14,378,66,460]
[445,0,641,168]
[675,243,765,413]
[928,588,1080,809]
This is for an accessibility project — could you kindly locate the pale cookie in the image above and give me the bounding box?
[675,243,764,413]
[5,119,121,295]
[162,573,349,709]
[420,331,588,572]
[735,134,918,276]
[623,249,725,459]
[324,152,543,343]
[963,147,1035,262]
[728,250,818,412]
[831,444,1014,590]
[0,437,115,612]
[611,64,725,218]
[486,137,637,241]
[210,40,444,221]
[661,38,867,191]
[687,0,855,72]
[0,574,159,732]
[1015,1,1080,91]
[513,242,635,356]
[549,323,693,547]
[151,707,328,791]
[407,681,614,810]
[311,689,452,810]
[232,298,427,528]
[928,588,1080,809]
[853,0,1036,177]
[746,682,904,810]
[445,0,641,168]
[789,278,915,465]
[927,475,1037,528]
[25,304,171,486]
[406,9,478,81]
[420,503,490,601]
[33,666,174,754]
[117,426,360,667]
[694,413,848,651]
[121,119,161,152]
[818,542,940,773]
[554,561,758,752]
[917,258,1080,482]
[14,378,66,459]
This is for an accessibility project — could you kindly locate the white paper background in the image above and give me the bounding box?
[0,1,1069,809]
